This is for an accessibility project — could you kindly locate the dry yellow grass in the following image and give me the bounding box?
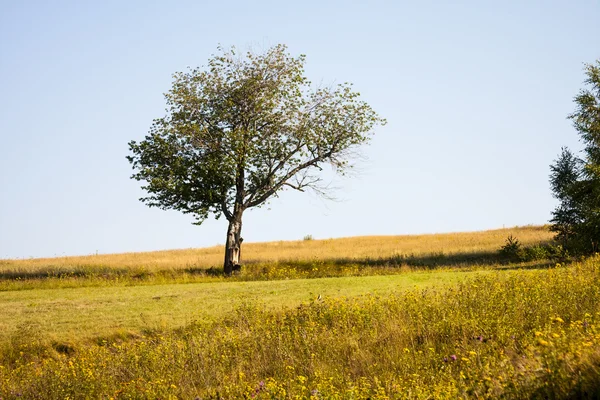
[1,225,552,274]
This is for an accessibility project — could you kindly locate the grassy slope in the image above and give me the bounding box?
[0,226,553,344]
[3,257,599,399]
[6,225,600,398]
[0,226,552,290]
[1,226,551,273]
[0,270,493,344]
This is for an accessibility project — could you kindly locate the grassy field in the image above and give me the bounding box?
[4,225,599,399]
[0,270,495,344]
[0,225,552,290]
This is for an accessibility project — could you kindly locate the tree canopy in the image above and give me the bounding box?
[127,44,386,272]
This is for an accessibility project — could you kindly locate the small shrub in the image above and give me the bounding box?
[545,243,569,260]
[500,236,565,262]
[519,245,549,261]
[499,235,522,259]
[303,234,313,241]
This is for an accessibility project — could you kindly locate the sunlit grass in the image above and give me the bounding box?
[2,256,599,398]
[2,224,599,398]
[0,225,552,289]
[0,269,492,345]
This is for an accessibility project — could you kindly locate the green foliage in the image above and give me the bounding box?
[3,258,600,398]
[519,244,551,262]
[549,148,585,250]
[127,44,386,226]
[499,235,564,262]
[550,60,600,254]
[303,234,313,241]
[499,234,521,259]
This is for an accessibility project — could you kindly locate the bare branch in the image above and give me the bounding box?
[246,148,334,208]
[282,182,306,192]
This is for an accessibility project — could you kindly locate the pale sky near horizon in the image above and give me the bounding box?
[1,1,599,259]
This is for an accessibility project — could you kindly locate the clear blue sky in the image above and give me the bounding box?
[1,0,598,259]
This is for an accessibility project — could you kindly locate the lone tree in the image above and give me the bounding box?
[127,45,386,274]
[550,59,600,254]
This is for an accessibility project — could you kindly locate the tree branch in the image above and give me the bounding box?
[282,182,306,192]
[243,139,305,206]
[246,149,334,208]
[221,200,233,221]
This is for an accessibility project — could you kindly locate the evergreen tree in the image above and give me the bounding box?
[550,60,600,254]
[549,147,582,247]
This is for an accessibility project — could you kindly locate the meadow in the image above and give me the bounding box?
[3,225,600,398]
[0,225,551,290]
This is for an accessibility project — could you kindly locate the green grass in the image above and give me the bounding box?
[2,257,600,399]
[4,225,596,399]
[0,269,491,344]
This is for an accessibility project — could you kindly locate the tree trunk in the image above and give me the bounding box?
[224,217,243,275]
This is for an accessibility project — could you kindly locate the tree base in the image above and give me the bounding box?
[224,263,242,276]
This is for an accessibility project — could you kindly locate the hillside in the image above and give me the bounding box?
[6,225,599,399]
[0,226,552,289]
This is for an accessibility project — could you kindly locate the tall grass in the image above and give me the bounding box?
[0,272,484,344]
[2,256,599,399]
[0,226,552,289]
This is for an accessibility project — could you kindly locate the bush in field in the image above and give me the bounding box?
[499,234,522,259]
[499,235,564,262]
